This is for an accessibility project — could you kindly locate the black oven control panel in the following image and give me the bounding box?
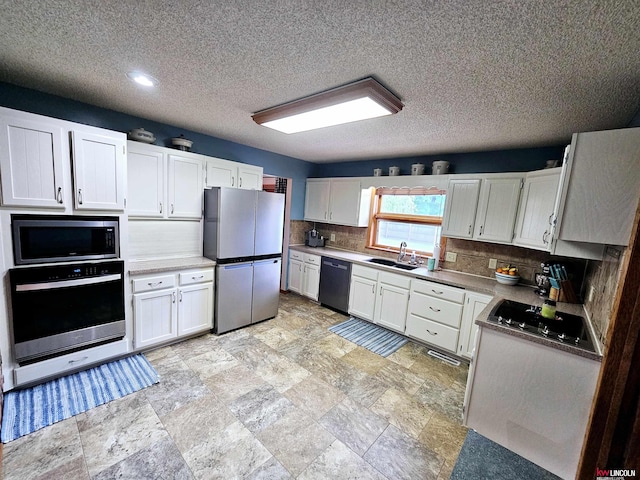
[10,260,124,284]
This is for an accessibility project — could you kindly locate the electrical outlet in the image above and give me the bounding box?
[330,233,336,242]
[488,258,497,269]
[445,252,457,262]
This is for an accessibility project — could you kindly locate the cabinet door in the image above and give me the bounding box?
[304,180,331,222]
[134,289,178,349]
[348,275,377,321]
[127,144,165,217]
[72,130,126,210]
[328,179,362,226]
[288,258,303,293]
[302,263,320,301]
[474,177,523,243]
[442,179,481,238]
[374,282,410,333]
[238,164,263,190]
[513,170,560,250]
[0,114,66,208]
[178,283,213,336]
[458,292,492,359]
[205,157,237,188]
[168,154,203,219]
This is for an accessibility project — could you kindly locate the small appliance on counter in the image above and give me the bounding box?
[534,262,552,297]
[305,228,325,247]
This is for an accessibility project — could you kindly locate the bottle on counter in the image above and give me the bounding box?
[433,244,441,269]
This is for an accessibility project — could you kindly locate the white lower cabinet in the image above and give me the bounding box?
[348,265,378,321]
[374,272,410,333]
[133,268,214,349]
[458,291,492,359]
[405,279,465,353]
[288,250,321,301]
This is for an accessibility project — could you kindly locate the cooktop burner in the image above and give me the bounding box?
[487,300,596,353]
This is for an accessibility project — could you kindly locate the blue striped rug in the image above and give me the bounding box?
[329,317,408,357]
[1,354,159,443]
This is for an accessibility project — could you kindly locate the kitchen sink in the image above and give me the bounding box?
[366,258,419,270]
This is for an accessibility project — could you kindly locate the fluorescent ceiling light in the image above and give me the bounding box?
[126,71,158,87]
[252,77,403,134]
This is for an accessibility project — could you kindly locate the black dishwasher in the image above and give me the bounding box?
[318,257,352,314]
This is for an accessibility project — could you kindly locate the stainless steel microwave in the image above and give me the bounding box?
[12,215,119,265]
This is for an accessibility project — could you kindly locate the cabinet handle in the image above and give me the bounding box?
[171,203,174,214]
[239,177,242,188]
[78,189,83,205]
[56,187,63,204]
[429,306,441,312]
[479,225,484,235]
[431,289,443,295]
[542,231,549,244]
[148,281,163,287]
[548,213,554,225]
[172,292,176,303]
[330,212,333,220]
[232,176,235,187]
[371,284,375,294]
[425,329,438,336]
[160,202,163,213]
[192,275,204,280]
[380,287,383,296]
[468,225,472,235]
[179,291,183,302]
[68,356,89,364]
[324,212,327,219]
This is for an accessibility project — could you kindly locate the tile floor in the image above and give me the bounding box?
[1,294,470,479]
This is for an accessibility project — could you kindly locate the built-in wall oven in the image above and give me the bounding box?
[9,260,125,364]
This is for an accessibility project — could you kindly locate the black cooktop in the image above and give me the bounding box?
[487,300,596,353]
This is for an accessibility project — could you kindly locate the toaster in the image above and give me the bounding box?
[305,229,325,247]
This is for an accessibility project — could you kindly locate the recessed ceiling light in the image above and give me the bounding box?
[126,71,158,88]
[252,77,403,134]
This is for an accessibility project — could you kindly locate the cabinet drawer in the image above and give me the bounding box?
[179,269,214,286]
[352,264,379,281]
[290,250,304,261]
[411,278,465,304]
[304,253,321,265]
[408,291,463,328]
[133,274,176,293]
[378,271,411,289]
[405,314,459,353]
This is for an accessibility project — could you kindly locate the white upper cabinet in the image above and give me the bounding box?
[127,142,203,220]
[513,168,561,250]
[168,153,203,219]
[127,143,166,218]
[555,127,640,247]
[474,176,524,243]
[304,178,370,227]
[205,157,263,190]
[0,111,66,208]
[304,179,331,222]
[442,179,481,238]
[71,130,126,211]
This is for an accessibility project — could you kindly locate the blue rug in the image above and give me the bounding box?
[1,354,159,443]
[329,317,408,357]
[451,430,560,480]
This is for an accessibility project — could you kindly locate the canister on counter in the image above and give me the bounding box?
[541,299,557,319]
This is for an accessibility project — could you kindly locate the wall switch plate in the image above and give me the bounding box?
[330,233,336,242]
[488,258,497,269]
[445,252,457,262]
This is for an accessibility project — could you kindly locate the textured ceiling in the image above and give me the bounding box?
[1,0,639,163]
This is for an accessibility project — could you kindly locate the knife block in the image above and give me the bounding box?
[558,280,578,303]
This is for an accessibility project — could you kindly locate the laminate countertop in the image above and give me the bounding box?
[129,257,216,275]
[289,244,603,361]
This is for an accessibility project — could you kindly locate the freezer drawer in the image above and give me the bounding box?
[215,262,253,334]
[252,258,281,323]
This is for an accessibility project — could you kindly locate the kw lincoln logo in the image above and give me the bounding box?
[596,468,636,479]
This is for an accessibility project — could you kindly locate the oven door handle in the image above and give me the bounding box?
[15,274,122,292]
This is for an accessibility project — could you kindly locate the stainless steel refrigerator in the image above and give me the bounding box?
[204,187,285,334]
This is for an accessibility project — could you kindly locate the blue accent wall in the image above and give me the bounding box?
[0,82,314,219]
[311,146,566,178]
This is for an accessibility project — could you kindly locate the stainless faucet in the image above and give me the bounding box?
[397,241,407,262]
